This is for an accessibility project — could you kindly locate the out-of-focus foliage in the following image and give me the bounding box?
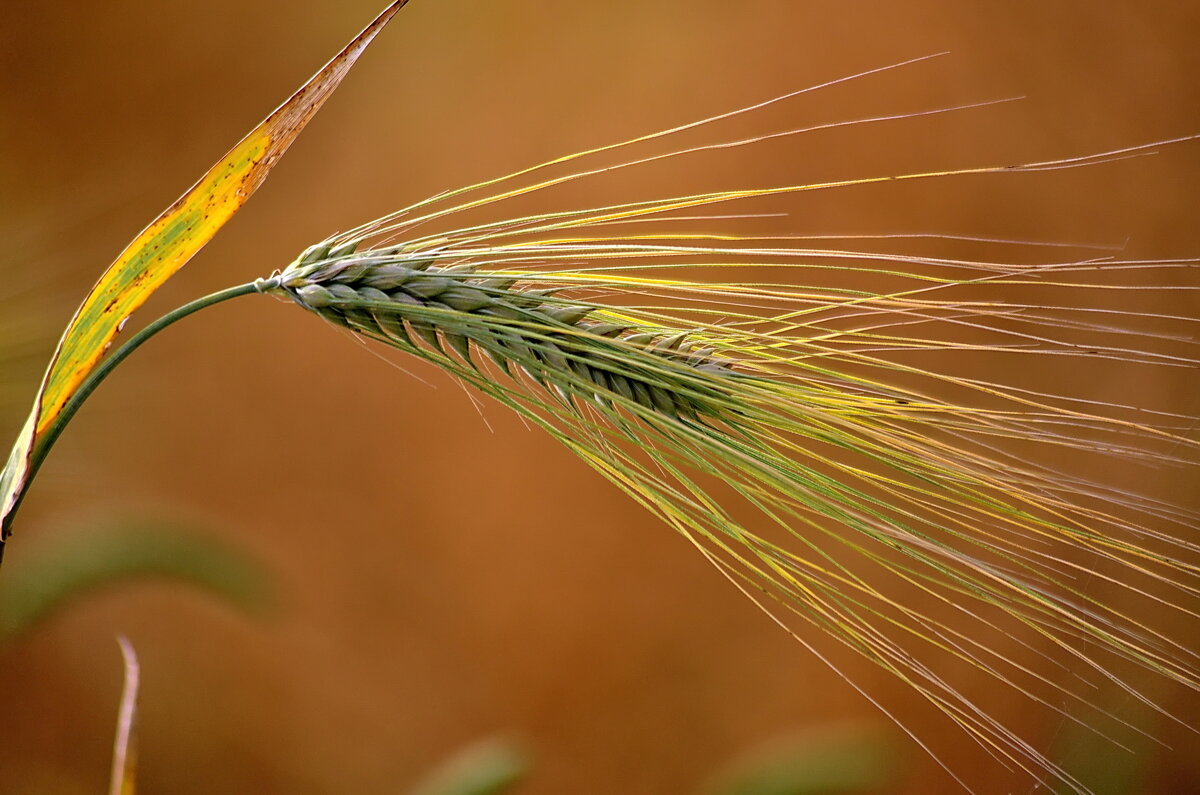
[408,737,530,795]
[0,519,273,640]
[702,726,892,795]
[1049,700,1152,795]
[403,728,891,795]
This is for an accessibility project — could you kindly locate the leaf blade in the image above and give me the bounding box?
[0,0,411,539]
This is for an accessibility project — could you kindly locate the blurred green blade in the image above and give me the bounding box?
[703,727,893,795]
[0,520,273,640]
[408,738,530,795]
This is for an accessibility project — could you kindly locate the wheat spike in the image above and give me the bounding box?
[260,126,1200,789]
[276,242,741,420]
[4,52,1191,792]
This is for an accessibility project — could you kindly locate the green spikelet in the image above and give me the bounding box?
[277,250,738,420]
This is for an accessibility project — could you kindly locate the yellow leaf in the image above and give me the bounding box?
[0,1,411,543]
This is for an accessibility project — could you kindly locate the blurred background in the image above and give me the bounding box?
[1,1,1198,793]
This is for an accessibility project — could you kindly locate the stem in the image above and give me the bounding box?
[14,280,269,527]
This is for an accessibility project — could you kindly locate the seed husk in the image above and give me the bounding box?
[277,252,738,419]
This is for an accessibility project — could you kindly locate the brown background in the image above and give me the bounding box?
[1,2,1198,793]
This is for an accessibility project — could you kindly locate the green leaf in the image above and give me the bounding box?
[702,727,893,795]
[408,738,530,795]
[0,519,273,640]
[0,0,413,550]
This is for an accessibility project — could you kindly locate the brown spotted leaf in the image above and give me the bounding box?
[0,1,411,546]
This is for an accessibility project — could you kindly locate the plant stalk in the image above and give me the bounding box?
[4,279,271,540]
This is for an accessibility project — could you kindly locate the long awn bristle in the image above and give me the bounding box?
[260,138,1200,791]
